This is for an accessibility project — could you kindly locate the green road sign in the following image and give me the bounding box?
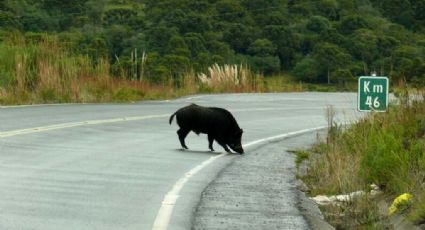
[358,76,389,112]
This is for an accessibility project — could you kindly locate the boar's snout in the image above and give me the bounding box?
[229,143,244,154]
[234,145,244,154]
[229,129,244,154]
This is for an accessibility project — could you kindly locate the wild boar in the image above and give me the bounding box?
[169,104,244,154]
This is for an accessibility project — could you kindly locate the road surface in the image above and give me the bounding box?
[0,93,360,229]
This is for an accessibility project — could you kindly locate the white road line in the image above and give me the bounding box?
[151,153,227,230]
[0,114,169,138]
[0,107,330,229]
[151,125,327,230]
[0,106,338,139]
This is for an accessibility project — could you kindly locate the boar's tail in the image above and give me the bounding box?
[169,113,176,125]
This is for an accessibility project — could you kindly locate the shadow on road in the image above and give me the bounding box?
[174,148,226,156]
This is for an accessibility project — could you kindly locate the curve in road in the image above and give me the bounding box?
[0,93,360,230]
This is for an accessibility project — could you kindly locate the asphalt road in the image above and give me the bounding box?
[0,93,360,230]
[193,130,332,230]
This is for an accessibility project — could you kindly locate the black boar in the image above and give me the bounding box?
[169,104,244,154]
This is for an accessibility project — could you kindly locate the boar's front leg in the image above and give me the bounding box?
[216,138,231,153]
[177,128,190,149]
[208,134,215,151]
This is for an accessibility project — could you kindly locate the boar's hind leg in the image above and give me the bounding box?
[208,134,215,151]
[177,129,190,149]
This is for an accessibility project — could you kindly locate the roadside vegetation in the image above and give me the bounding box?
[298,88,425,229]
[0,33,310,104]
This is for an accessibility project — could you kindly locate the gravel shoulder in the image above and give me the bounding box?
[192,131,333,230]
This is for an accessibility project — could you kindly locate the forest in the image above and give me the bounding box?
[1,0,425,101]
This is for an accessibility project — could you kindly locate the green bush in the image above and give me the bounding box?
[304,89,425,226]
[39,87,57,103]
[112,87,144,102]
[360,130,410,192]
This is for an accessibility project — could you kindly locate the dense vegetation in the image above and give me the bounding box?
[1,0,425,86]
[301,90,425,228]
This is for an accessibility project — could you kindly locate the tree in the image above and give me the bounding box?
[330,68,354,87]
[105,25,131,58]
[41,0,87,30]
[247,39,276,56]
[254,11,287,27]
[292,56,322,82]
[184,33,207,58]
[146,25,178,54]
[164,54,190,78]
[249,56,280,75]
[222,23,254,53]
[0,11,20,29]
[346,29,379,72]
[5,0,53,31]
[338,15,369,35]
[205,40,234,63]
[2,0,425,84]
[306,16,331,33]
[215,0,247,23]
[103,5,137,26]
[393,45,424,81]
[414,0,425,20]
[313,42,352,83]
[377,36,400,57]
[84,0,106,25]
[288,0,314,17]
[316,0,340,20]
[370,0,415,29]
[247,39,279,74]
[77,33,109,59]
[263,25,298,70]
[142,52,168,83]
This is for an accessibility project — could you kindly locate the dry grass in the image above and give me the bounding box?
[198,63,248,87]
[307,143,364,195]
[197,63,265,92]
[302,89,425,228]
[0,34,182,104]
[321,196,384,229]
[0,33,315,105]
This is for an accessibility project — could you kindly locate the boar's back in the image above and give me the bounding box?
[173,104,240,136]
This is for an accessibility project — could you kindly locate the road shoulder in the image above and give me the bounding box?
[192,131,333,230]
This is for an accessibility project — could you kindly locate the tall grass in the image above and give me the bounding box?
[197,63,262,92]
[0,33,308,104]
[303,89,425,226]
[1,34,103,103]
[197,63,305,93]
[0,34,184,104]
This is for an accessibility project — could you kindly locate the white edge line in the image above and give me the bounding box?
[151,125,328,230]
[0,109,328,229]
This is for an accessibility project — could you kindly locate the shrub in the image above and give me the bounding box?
[303,89,425,226]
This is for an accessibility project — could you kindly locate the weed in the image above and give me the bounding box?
[320,196,385,230]
[112,87,144,102]
[291,150,310,167]
[409,189,425,224]
[302,88,425,227]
